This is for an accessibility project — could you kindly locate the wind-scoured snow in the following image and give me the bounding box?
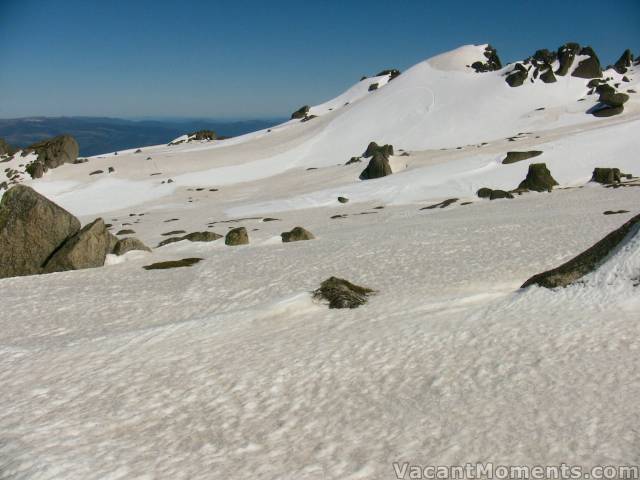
[1,44,640,479]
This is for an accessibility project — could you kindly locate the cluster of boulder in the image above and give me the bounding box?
[588,80,630,117]
[359,142,394,180]
[312,276,374,309]
[0,185,150,279]
[471,45,502,73]
[503,43,614,88]
[477,163,558,200]
[168,129,219,145]
[590,167,632,184]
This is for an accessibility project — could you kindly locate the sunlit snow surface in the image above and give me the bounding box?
[1,44,640,479]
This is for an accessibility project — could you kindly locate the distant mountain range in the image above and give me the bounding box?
[0,116,284,157]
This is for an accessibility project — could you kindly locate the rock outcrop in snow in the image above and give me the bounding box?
[522,212,640,288]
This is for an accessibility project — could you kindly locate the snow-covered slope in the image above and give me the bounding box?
[1,43,640,479]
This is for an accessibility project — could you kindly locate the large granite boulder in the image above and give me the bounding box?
[571,46,602,79]
[363,142,394,158]
[360,151,392,180]
[612,49,634,74]
[505,63,528,87]
[597,85,629,107]
[518,163,558,192]
[24,135,79,170]
[532,49,557,65]
[43,218,112,273]
[281,226,315,242]
[0,185,80,279]
[522,213,640,288]
[556,42,580,76]
[539,66,557,84]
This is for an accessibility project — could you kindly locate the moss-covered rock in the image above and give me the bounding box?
[518,163,558,192]
[502,150,543,164]
[521,213,640,288]
[312,276,374,309]
[281,226,315,243]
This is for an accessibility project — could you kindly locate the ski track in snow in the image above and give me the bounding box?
[1,44,640,479]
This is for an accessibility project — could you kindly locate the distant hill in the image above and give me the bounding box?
[0,116,284,157]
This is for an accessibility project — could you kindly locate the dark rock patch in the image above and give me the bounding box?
[539,67,557,83]
[603,210,630,215]
[363,142,393,158]
[502,150,543,164]
[421,198,458,210]
[313,276,374,309]
[360,151,392,180]
[612,49,634,74]
[368,83,379,91]
[591,105,624,117]
[162,230,186,236]
[262,217,280,222]
[337,196,349,204]
[116,229,136,235]
[505,63,528,87]
[143,258,203,270]
[521,213,640,288]
[89,170,103,175]
[375,69,401,80]
[556,42,580,76]
[281,226,315,243]
[571,46,602,79]
[471,45,502,72]
[22,135,79,170]
[345,157,362,165]
[591,167,621,184]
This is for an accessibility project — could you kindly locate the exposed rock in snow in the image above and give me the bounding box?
[502,150,543,164]
[518,163,558,192]
[43,218,112,274]
[591,167,623,184]
[142,257,203,270]
[360,151,392,180]
[281,226,315,242]
[290,105,310,119]
[522,212,640,288]
[470,44,502,72]
[0,185,80,279]
[571,46,602,79]
[611,49,634,74]
[225,227,249,245]
[113,237,152,255]
[312,276,374,309]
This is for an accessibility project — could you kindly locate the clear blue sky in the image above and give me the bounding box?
[1,0,638,119]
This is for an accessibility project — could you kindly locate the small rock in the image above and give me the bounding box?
[116,229,136,235]
[225,227,249,246]
[312,277,374,309]
[143,258,203,270]
[281,226,315,243]
[113,237,151,255]
[337,196,349,204]
[502,151,543,164]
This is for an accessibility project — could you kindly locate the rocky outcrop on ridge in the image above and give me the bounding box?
[22,135,79,179]
[471,45,502,73]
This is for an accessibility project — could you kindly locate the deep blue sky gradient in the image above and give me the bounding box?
[1,0,638,118]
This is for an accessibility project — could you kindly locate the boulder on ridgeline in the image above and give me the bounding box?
[313,276,374,309]
[532,49,557,65]
[471,45,502,73]
[521,213,640,288]
[113,237,152,255]
[360,151,392,180]
[291,105,310,120]
[505,63,528,87]
[363,142,394,158]
[189,130,217,141]
[518,163,558,192]
[0,185,81,279]
[23,135,79,170]
[375,69,401,80]
[556,42,581,76]
[42,218,112,274]
[281,226,315,243]
[225,227,249,246]
[612,49,634,74]
[571,46,602,79]
[502,150,543,164]
[591,167,622,185]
